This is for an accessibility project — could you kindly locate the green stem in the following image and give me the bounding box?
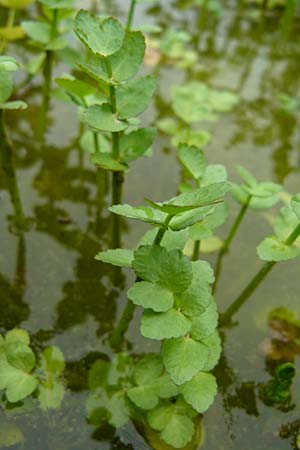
[110,214,174,349]
[220,222,300,326]
[0,8,16,53]
[93,132,99,154]
[153,214,173,246]
[192,240,201,261]
[126,0,136,31]
[213,197,251,293]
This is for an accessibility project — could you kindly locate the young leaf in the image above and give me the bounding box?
[236,165,257,187]
[162,337,209,384]
[95,249,134,268]
[128,281,174,312]
[180,372,217,413]
[116,75,157,119]
[0,56,20,71]
[141,309,191,340]
[90,153,128,172]
[257,236,300,262]
[80,104,128,132]
[120,127,156,162]
[74,10,125,57]
[177,144,207,180]
[108,31,146,82]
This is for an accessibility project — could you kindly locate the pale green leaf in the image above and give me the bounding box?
[74,11,125,56]
[39,346,65,377]
[257,236,300,262]
[162,337,209,384]
[80,103,128,132]
[177,144,207,180]
[0,71,12,103]
[39,0,74,8]
[141,309,191,340]
[180,372,217,413]
[291,194,300,219]
[0,100,27,110]
[38,380,65,410]
[139,228,189,251]
[201,331,222,372]
[109,204,164,225]
[116,75,157,119]
[236,165,257,187]
[6,342,35,373]
[189,203,228,240]
[95,249,134,268]
[21,21,51,44]
[5,329,30,345]
[202,164,228,185]
[0,56,20,71]
[55,76,97,106]
[0,0,34,8]
[128,281,174,312]
[0,359,38,402]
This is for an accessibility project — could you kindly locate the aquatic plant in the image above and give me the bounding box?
[0,0,34,51]
[0,328,65,410]
[72,10,156,207]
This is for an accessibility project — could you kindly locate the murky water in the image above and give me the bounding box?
[1,1,300,449]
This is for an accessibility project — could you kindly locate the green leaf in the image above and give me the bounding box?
[189,203,228,240]
[38,380,65,410]
[139,228,189,251]
[95,249,134,268]
[202,164,228,185]
[257,236,300,262]
[78,56,111,84]
[39,346,65,377]
[169,182,229,208]
[0,56,20,71]
[128,281,174,312]
[141,309,191,340]
[88,360,110,390]
[0,100,27,110]
[148,402,195,448]
[291,194,300,219]
[6,342,36,372]
[177,144,207,180]
[90,153,128,172]
[0,71,12,103]
[191,298,218,341]
[109,204,164,225]
[170,204,218,231]
[39,0,74,8]
[116,75,157,119]
[133,245,193,294]
[80,104,128,132]
[0,0,34,8]
[74,10,125,57]
[5,329,30,345]
[108,31,146,82]
[162,337,209,384]
[180,372,217,413]
[201,331,222,372]
[0,359,38,402]
[274,205,299,241]
[145,198,206,216]
[176,261,213,317]
[55,76,97,106]
[21,21,51,45]
[120,127,156,162]
[236,165,257,187]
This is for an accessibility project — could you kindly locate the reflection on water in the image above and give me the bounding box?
[0,0,300,449]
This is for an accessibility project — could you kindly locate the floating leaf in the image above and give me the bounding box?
[74,10,125,57]
[257,236,300,262]
[141,309,191,340]
[116,75,157,119]
[148,400,195,448]
[80,104,128,132]
[162,337,209,384]
[180,372,217,413]
[95,249,134,268]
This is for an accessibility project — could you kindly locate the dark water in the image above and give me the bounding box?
[1,1,300,449]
